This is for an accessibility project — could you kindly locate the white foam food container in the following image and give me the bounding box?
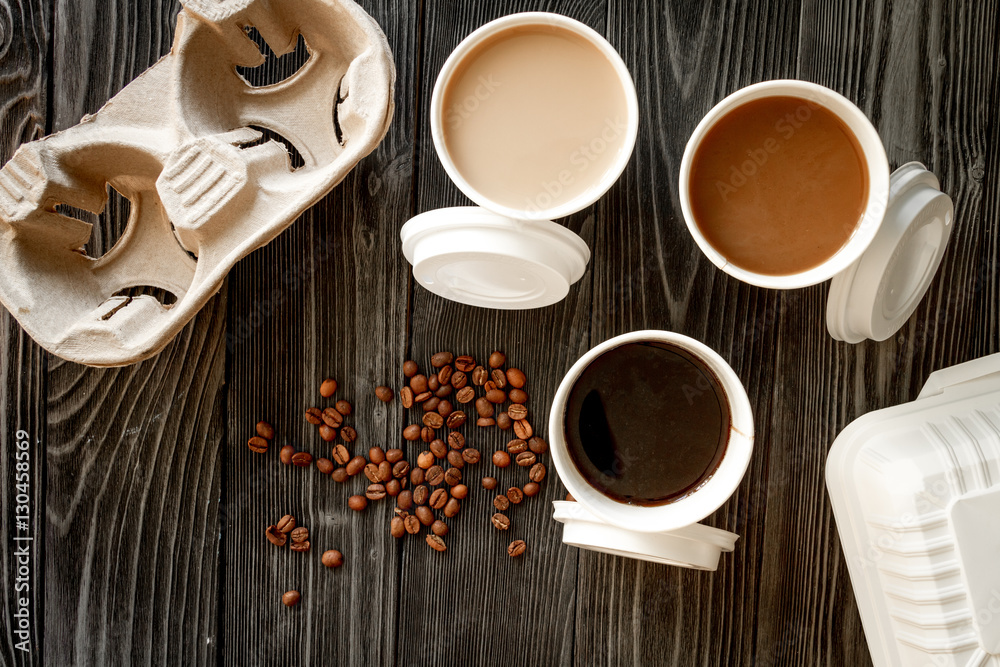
[827,353,1000,667]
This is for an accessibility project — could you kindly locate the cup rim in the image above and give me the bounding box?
[430,12,639,222]
[547,330,755,534]
[678,79,891,289]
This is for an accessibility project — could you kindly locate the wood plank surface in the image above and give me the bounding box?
[0,2,49,664]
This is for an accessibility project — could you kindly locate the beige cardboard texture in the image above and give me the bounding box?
[0,0,395,366]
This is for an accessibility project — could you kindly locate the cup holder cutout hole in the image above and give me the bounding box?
[236,27,310,88]
[237,125,306,170]
[56,184,131,259]
[101,286,178,320]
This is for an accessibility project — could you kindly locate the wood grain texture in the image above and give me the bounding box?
[42,1,226,664]
[220,1,418,664]
[0,0,48,664]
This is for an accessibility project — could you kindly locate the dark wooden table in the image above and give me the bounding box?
[1,0,998,664]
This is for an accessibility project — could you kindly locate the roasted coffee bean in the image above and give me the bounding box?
[403,514,419,534]
[378,460,393,482]
[421,426,436,443]
[386,479,402,496]
[417,451,435,469]
[507,487,524,504]
[391,516,406,538]
[507,439,528,455]
[348,495,368,511]
[400,386,414,408]
[448,432,466,450]
[431,351,454,368]
[386,448,404,463]
[513,419,533,439]
[450,371,468,389]
[320,378,338,397]
[529,463,547,482]
[455,355,476,372]
[366,483,387,500]
[446,450,465,469]
[393,461,410,479]
[462,448,481,464]
[256,421,275,440]
[426,465,445,486]
[475,397,494,418]
[413,485,430,505]
[332,467,349,483]
[335,399,352,416]
[403,360,419,377]
[398,490,414,510]
[423,412,444,429]
[318,425,337,442]
[484,381,497,392]
[508,404,528,421]
[277,515,296,532]
[316,458,334,475]
[248,436,269,454]
[437,400,454,417]
[516,451,537,467]
[488,351,505,368]
[506,368,526,388]
[486,389,506,404]
[282,590,301,607]
[403,424,421,441]
[375,386,394,402]
[429,439,448,458]
[444,497,461,518]
[437,365,453,385]
[491,369,507,388]
[364,463,381,483]
[422,397,441,412]
[369,447,386,464]
[409,374,429,394]
[450,483,469,500]
[280,445,296,465]
[426,534,447,552]
[415,505,435,526]
[291,526,309,543]
[322,407,344,428]
[444,468,462,486]
[435,384,453,398]
[492,451,511,468]
[347,456,367,476]
[496,412,512,430]
[508,540,527,557]
[305,407,323,425]
[431,519,449,536]
[290,540,311,552]
[340,426,358,442]
[482,477,498,490]
[332,444,351,465]
[445,411,467,429]
[428,374,440,392]
[292,452,313,467]
[523,481,541,497]
[528,437,548,454]
[509,389,528,404]
[472,366,489,385]
[266,526,287,546]
[477,417,496,427]
[414,391,433,402]
[491,513,511,530]
[494,494,510,511]
[410,468,426,485]
[429,488,448,509]
[456,387,475,404]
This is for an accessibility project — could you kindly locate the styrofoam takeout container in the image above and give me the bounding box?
[827,353,1000,666]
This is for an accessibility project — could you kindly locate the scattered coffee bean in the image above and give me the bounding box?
[523,482,540,497]
[340,426,358,442]
[508,540,527,557]
[445,411,467,429]
[403,360,419,377]
[404,515,420,534]
[421,426,436,442]
[529,463,547,482]
[413,485,430,505]
[318,425,337,442]
[447,450,465,469]
[491,369,507,388]
[414,391,432,402]
[248,436,269,454]
[386,479,402,496]
[430,439,447,458]
[277,515,296,532]
[292,452,313,467]
[305,407,323,425]
[437,383,454,398]
[322,407,343,428]
[456,387,475,404]
[364,463,381,483]
[455,355,476,372]
[484,380,497,392]
[347,456,366,476]
[422,397,441,412]
[366,483,387,500]
[492,451,511,468]
[403,424,421,441]
[431,520,449,536]
[507,439,528,455]
[290,540,311,552]
[437,365,453,385]
[513,419,533,439]
[266,526,287,546]
[335,399,352,416]
[400,386,414,408]
[332,444,350,465]
[375,386,394,402]
[485,389,506,404]
[428,374,440,392]
[509,389,528,404]
[444,497,460,517]
[378,461,393,482]
[491,513,511,530]
[516,451,537,467]
[393,461,410,479]
[256,421,275,440]
[429,488,448,509]
[386,448,404,463]
[448,432,466,450]
[391,516,406,538]
[410,468,425,485]
[417,451,435,469]
[348,495,368,511]
[528,437,548,454]
[320,378,338,397]
[322,549,344,568]
[291,526,309,543]
[332,467,348,483]
[423,412,444,429]
[398,490,414,510]
[316,458,334,475]
[496,412,512,430]
[475,397,493,418]
[450,371,467,390]
[472,366,488,385]
[369,447,386,464]
[282,590,301,607]
[494,495,510,511]
[431,351,454,368]
[566,493,575,501]
[451,484,469,499]
[444,468,462,486]
[437,400,454,417]
[507,487,524,504]
[410,374,429,393]
[488,351,505,368]
[508,404,528,421]
[426,465,445,486]
[477,418,496,427]
[506,368,526,388]
[426,534,447,552]
[482,477,498,490]
[415,505,434,526]
[462,448,481,464]
[280,445,295,465]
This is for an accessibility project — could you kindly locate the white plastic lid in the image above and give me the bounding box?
[551,500,739,571]
[400,207,591,309]
[827,162,954,343]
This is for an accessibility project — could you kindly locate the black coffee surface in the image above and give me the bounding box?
[563,342,731,506]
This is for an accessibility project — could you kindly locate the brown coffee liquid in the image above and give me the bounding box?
[688,96,869,276]
[563,342,731,506]
[441,24,630,212]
